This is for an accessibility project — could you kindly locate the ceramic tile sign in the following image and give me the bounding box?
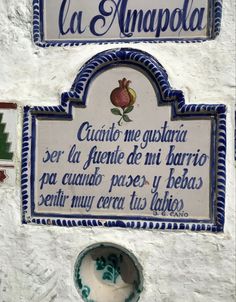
[21,48,226,232]
[0,103,17,186]
[33,0,223,47]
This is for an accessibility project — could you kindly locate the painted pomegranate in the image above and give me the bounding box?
[110,78,136,108]
[110,78,136,125]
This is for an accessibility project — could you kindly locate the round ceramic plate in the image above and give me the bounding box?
[74,243,143,302]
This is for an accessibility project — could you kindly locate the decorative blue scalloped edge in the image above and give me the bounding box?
[21,48,226,232]
[33,0,223,47]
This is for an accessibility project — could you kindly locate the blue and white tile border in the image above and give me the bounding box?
[22,48,226,232]
[33,0,223,47]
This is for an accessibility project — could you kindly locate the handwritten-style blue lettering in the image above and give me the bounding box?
[58,0,206,38]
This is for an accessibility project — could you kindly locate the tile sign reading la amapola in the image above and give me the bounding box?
[34,0,223,46]
[21,48,226,232]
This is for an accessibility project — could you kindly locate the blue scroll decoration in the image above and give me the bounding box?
[33,0,223,47]
[22,48,226,232]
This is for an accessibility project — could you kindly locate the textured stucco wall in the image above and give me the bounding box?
[0,1,235,302]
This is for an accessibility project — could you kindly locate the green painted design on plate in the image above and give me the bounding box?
[75,266,95,302]
[96,253,123,284]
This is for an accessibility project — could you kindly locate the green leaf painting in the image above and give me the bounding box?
[124,106,134,114]
[111,108,122,116]
[123,115,132,122]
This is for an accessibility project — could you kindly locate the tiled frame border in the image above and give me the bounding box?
[33,0,223,47]
[22,48,226,232]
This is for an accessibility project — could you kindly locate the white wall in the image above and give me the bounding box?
[0,0,235,301]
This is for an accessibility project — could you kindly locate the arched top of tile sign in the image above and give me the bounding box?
[22,48,226,232]
[33,0,223,47]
